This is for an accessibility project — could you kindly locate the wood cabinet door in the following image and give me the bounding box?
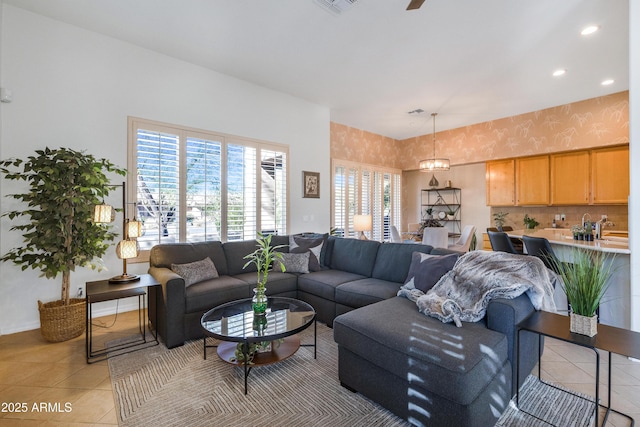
[486,159,515,206]
[516,155,549,205]
[591,146,629,204]
[550,151,590,205]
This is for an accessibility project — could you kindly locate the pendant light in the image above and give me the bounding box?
[419,113,450,172]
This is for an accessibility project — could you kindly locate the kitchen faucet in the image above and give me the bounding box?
[581,213,591,228]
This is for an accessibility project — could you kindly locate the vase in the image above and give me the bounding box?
[570,312,597,337]
[252,287,268,315]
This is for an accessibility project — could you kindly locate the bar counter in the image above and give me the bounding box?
[505,228,631,329]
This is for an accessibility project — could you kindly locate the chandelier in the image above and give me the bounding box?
[419,113,450,172]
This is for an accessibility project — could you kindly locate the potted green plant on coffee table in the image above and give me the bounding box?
[1,147,125,342]
[243,232,286,315]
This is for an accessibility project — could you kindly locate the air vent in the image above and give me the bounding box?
[314,0,359,15]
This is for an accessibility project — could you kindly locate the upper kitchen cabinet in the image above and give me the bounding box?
[516,155,549,205]
[486,159,515,206]
[550,151,590,205]
[591,146,629,204]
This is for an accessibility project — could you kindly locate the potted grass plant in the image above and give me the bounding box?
[548,248,614,337]
[1,147,125,342]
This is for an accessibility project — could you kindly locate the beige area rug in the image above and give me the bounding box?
[108,324,594,427]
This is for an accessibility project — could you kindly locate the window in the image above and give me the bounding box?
[331,160,401,241]
[129,118,288,256]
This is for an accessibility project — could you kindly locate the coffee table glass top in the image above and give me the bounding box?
[201,297,316,343]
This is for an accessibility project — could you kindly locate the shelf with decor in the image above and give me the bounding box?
[421,187,461,238]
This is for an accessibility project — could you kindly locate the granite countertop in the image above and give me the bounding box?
[505,228,630,255]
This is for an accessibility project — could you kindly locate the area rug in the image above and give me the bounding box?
[108,324,595,427]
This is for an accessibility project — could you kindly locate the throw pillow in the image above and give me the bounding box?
[289,233,328,272]
[171,257,219,287]
[275,252,310,274]
[404,252,459,293]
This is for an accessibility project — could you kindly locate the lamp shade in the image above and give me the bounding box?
[126,219,143,238]
[353,214,372,232]
[93,204,115,223]
[115,239,139,260]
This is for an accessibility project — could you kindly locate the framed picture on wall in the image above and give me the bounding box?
[303,171,320,198]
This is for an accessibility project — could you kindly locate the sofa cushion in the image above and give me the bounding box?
[335,278,402,309]
[404,252,460,292]
[149,241,228,275]
[297,269,366,300]
[371,243,433,283]
[185,276,251,313]
[275,252,310,274]
[223,240,263,275]
[333,296,508,406]
[290,233,328,272]
[232,271,299,296]
[171,257,219,287]
[329,238,380,277]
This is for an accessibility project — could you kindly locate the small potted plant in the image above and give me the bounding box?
[424,207,434,219]
[243,232,286,315]
[446,209,456,220]
[493,211,509,231]
[523,214,539,230]
[1,147,125,342]
[548,248,614,336]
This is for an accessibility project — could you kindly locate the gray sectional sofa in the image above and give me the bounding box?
[148,234,541,426]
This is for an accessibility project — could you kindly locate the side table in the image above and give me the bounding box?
[85,274,160,363]
[516,310,640,426]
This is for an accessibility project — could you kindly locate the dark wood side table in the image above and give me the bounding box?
[517,310,640,426]
[85,274,160,363]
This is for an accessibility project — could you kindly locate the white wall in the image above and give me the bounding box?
[629,0,639,332]
[403,163,491,247]
[0,5,331,334]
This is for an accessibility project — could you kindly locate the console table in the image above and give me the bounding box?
[517,310,640,426]
[85,274,160,363]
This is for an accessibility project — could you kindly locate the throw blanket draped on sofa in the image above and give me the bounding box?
[398,250,557,327]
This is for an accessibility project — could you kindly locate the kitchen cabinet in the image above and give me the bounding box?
[516,155,549,205]
[486,159,515,206]
[550,151,590,205]
[591,146,629,204]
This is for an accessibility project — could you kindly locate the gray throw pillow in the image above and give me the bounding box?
[171,257,219,287]
[290,234,328,272]
[404,252,459,293]
[275,252,310,274]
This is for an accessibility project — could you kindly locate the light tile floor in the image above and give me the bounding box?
[1,311,639,426]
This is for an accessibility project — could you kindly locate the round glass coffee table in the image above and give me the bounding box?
[201,297,316,394]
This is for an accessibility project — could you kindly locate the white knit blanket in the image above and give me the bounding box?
[398,250,557,327]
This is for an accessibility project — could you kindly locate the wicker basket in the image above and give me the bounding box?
[570,312,598,337]
[38,298,86,342]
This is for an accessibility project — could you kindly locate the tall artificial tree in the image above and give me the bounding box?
[1,147,126,305]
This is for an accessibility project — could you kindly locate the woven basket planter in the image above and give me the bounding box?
[570,313,598,337]
[38,298,86,342]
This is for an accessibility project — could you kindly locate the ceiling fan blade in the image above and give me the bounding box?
[406,0,426,10]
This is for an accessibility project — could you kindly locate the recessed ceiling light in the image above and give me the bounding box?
[601,79,615,86]
[553,69,566,77]
[581,25,600,36]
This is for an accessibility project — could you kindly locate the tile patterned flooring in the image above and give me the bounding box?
[1,310,639,426]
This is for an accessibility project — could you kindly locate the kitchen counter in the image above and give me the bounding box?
[505,228,631,329]
[505,228,630,255]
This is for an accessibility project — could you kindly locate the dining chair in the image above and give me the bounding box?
[389,225,403,243]
[422,227,449,248]
[487,230,523,254]
[448,225,476,252]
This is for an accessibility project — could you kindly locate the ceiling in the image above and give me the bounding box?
[5,0,629,140]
